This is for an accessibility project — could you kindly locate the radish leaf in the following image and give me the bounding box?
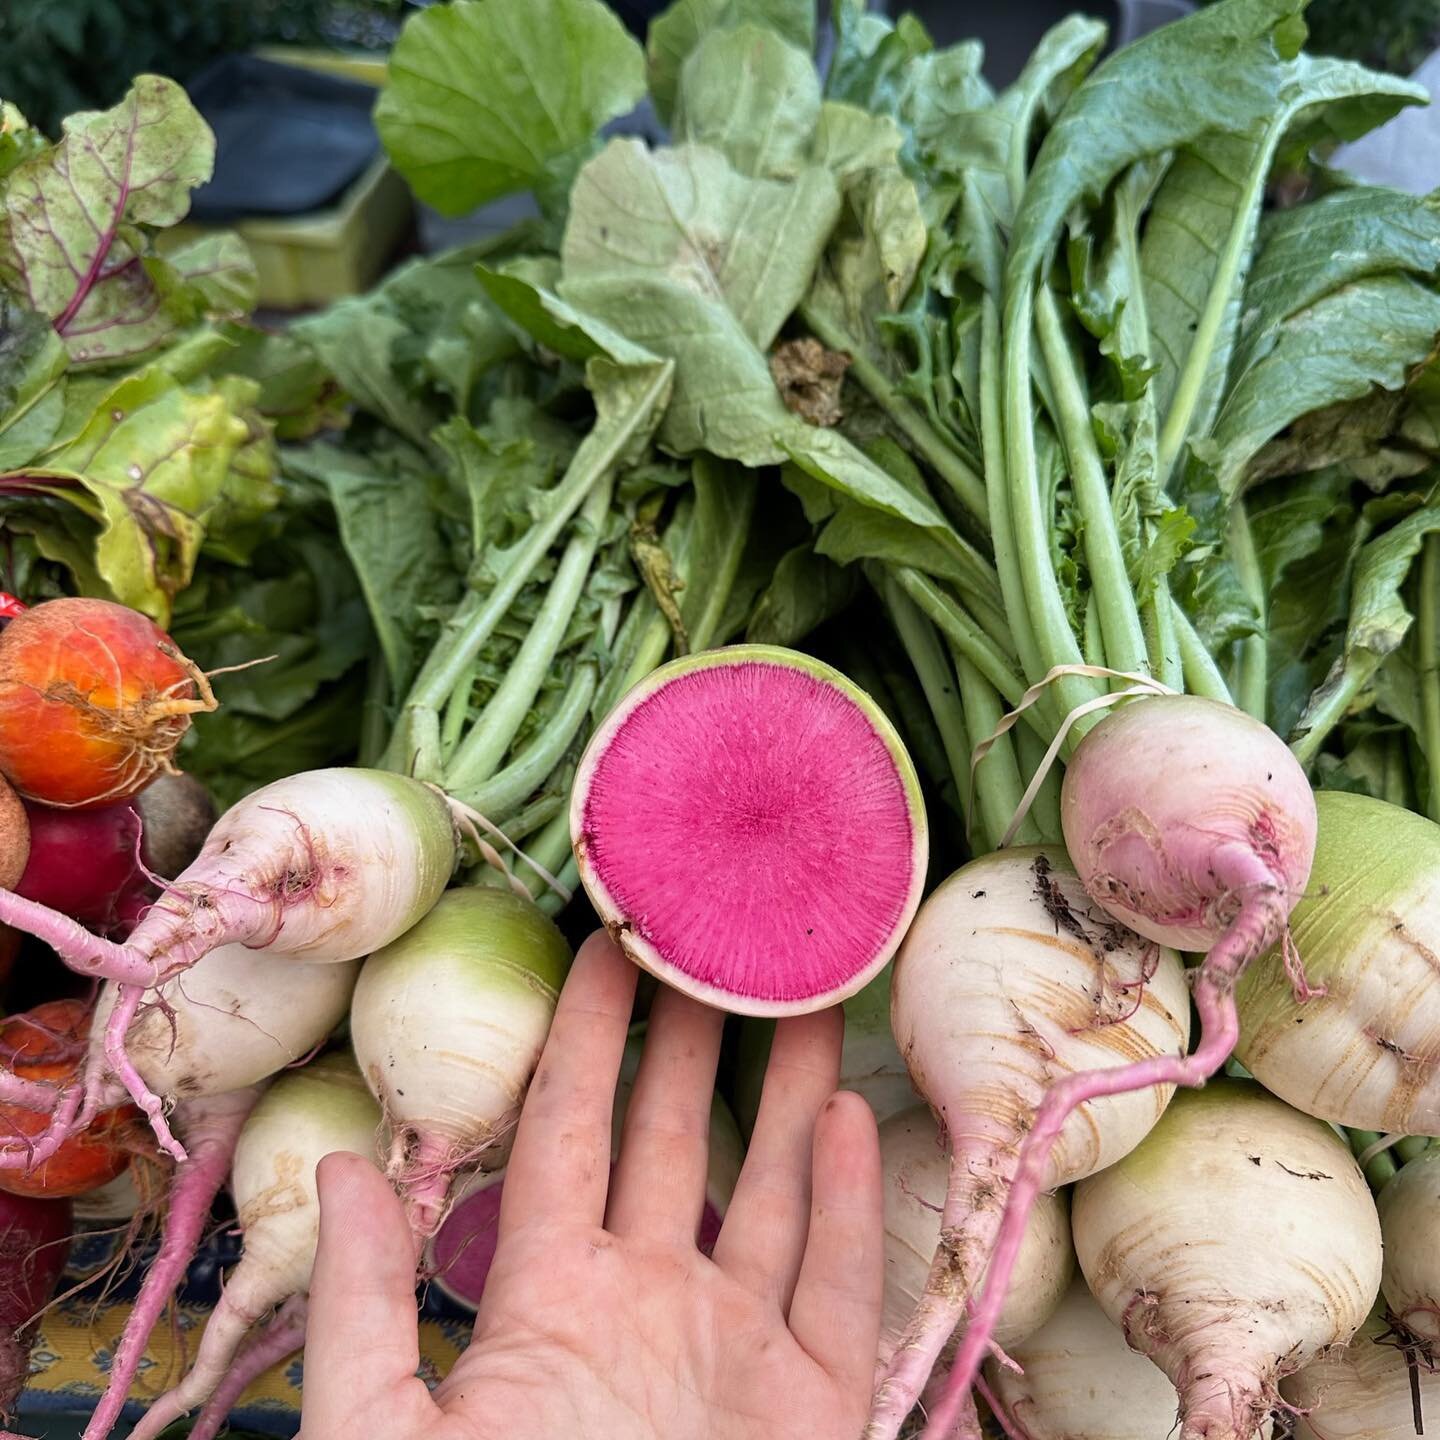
[376,0,646,217]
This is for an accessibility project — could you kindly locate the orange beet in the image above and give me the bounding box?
[0,599,216,809]
[0,999,145,1199]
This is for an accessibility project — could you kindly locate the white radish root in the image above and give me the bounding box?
[89,944,359,1105]
[1377,1146,1440,1352]
[877,1105,1072,1374]
[1284,1310,1440,1439]
[350,886,569,1241]
[82,1087,263,1440]
[1073,1083,1381,1440]
[876,847,1190,1432]
[1235,792,1440,1134]
[987,1277,1187,1440]
[127,1053,383,1440]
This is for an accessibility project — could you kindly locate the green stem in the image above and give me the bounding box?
[440,659,478,761]
[1083,592,1104,668]
[454,664,598,821]
[979,296,1044,690]
[951,645,1037,849]
[1002,284,1099,726]
[799,300,989,525]
[1035,288,1149,677]
[1396,1134,1431,1166]
[891,567,1041,733]
[1419,534,1440,823]
[1348,1129,1399,1193]
[1228,503,1268,724]
[1012,721,1063,845]
[520,813,579,914]
[495,792,565,845]
[883,576,981,846]
[1143,583,1183,692]
[1174,608,1235,706]
[1156,123,1280,486]
[357,654,389,769]
[446,475,614,790]
[391,363,672,762]
[1290,664,1373,769]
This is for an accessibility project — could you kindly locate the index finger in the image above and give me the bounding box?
[497,931,637,1238]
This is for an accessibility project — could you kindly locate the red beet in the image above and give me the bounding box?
[0,1188,72,1419]
[15,801,148,929]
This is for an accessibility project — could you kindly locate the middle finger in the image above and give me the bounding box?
[605,983,724,1244]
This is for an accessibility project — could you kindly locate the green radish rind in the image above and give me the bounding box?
[571,643,928,1017]
[1234,790,1440,1135]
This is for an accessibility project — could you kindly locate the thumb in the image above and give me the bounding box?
[299,1151,427,1429]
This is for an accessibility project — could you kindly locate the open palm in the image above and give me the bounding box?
[298,933,884,1440]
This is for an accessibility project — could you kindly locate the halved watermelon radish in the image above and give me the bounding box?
[571,645,927,1015]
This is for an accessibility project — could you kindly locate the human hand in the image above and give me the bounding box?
[298,931,884,1440]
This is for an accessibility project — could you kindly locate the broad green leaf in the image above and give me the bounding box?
[932,16,1103,232]
[165,233,259,318]
[810,103,905,177]
[1140,56,1424,442]
[294,298,437,451]
[0,102,48,182]
[1006,0,1311,298]
[171,531,371,725]
[178,679,366,808]
[10,369,253,620]
[747,542,859,645]
[375,0,646,215]
[779,426,954,533]
[1205,275,1440,499]
[1243,186,1440,336]
[380,247,520,410]
[1291,506,1440,753]
[1248,470,1358,734]
[478,258,660,365]
[216,326,347,442]
[0,76,215,366]
[560,138,952,533]
[562,139,836,353]
[816,502,978,588]
[302,441,462,695]
[1246,386,1436,489]
[291,249,517,448]
[560,138,825,448]
[674,24,821,178]
[647,0,815,123]
[674,453,757,653]
[0,296,67,467]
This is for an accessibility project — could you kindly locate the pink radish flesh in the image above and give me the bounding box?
[573,647,926,1014]
[913,696,1317,1439]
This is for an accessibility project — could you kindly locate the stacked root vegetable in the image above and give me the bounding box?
[8,0,1440,1435]
[0,589,585,1439]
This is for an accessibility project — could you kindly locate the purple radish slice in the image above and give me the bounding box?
[571,645,927,1016]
